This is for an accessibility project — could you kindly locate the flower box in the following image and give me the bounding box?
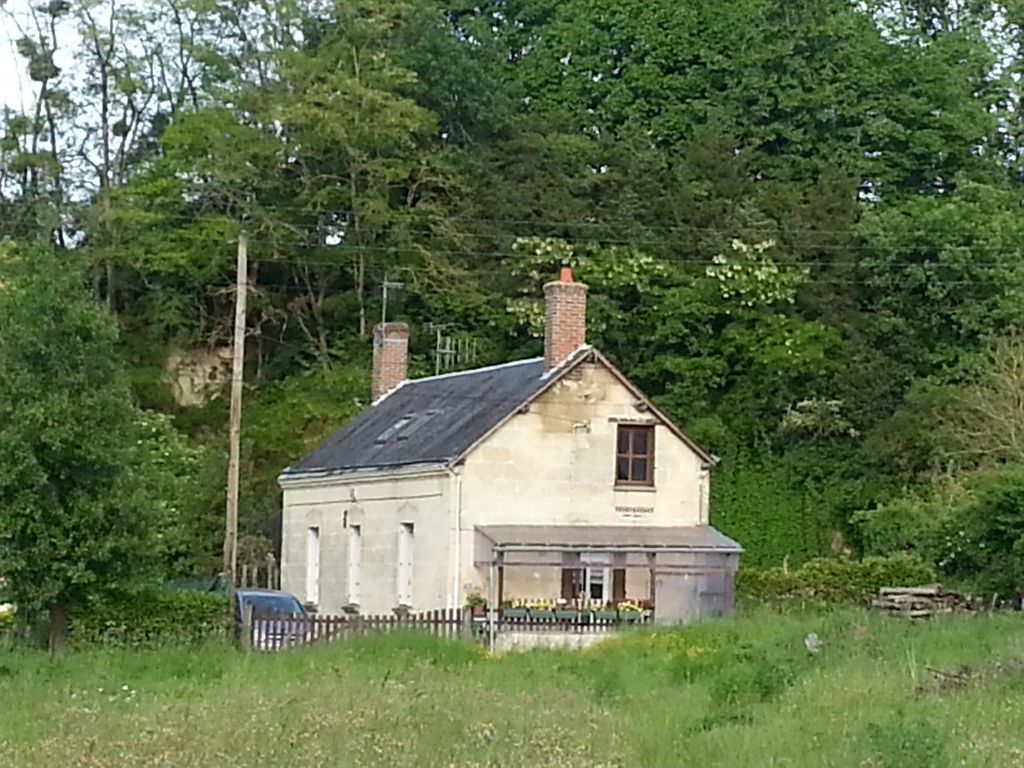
[529,608,555,619]
[618,609,642,623]
[554,609,580,621]
[593,609,618,621]
[501,607,528,619]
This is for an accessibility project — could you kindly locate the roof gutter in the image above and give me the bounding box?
[278,463,449,489]
[491,544,744,554]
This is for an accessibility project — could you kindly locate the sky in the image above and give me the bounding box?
[0,0,77,113]
[1,12,29,111]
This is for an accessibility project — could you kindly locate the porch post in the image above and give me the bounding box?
[724,566,735,616]
[647,552,657,618]
[497,552,505,609]
[488,558,497,653]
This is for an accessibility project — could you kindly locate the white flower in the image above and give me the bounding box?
[804,632,821,653]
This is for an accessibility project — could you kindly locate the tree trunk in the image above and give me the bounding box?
[106,261,115,311]
[48,604,68,654]
[357,251,366,338]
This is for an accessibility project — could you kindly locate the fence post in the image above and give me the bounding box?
[242,602,254,652]
[267,554,279,590]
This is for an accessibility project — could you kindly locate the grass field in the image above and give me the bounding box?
[1,608,1023,767]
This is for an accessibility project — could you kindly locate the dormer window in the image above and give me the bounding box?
[615,425,654,486]
[374,410,444,444]
[375,415,414,444]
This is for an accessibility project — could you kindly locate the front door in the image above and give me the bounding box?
[585,567,611,603]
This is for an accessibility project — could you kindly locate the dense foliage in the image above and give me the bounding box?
[2,0,1023,594]
[737,555,936,605]
[70,589,229,648]
[0,245,204,649]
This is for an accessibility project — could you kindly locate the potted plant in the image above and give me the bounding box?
[554,598,579,621]
[554,607,579,620]
[465,592,487,618]
[617,600,643,622]
[501,601,528,619]
[528,599,555,619]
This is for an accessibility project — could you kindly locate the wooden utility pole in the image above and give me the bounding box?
[224,231,249,611]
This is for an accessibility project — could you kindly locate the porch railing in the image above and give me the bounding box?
[493,610,651,632]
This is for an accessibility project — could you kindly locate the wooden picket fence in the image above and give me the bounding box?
[247,608,467,652]
[246,608,648,651]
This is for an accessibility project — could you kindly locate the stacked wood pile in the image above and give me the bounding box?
[917,661,1024,696]
[871,584,986,618]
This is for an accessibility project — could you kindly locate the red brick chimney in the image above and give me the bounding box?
[543,267,588,372]
[372,322,409,401]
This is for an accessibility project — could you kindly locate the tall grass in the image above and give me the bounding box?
[1,607,1022,767]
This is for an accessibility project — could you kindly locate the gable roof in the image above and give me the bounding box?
[280,346,712,480]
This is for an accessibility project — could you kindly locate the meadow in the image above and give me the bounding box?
[1,608,1023,767]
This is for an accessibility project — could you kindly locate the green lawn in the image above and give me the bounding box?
[1,608,1023,767]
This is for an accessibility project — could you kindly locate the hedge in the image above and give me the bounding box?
[737,554,936,606]
[71,588,230,648]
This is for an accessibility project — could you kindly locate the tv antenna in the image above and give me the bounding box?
[381,273,405,324]
[427,322,479,375]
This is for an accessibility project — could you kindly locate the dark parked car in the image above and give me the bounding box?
[235,588,309,651]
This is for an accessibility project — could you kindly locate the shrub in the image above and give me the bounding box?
[71,588,229,648]
[853,465,1024,595]
[933,466,1024,594]
[737,554,936,605]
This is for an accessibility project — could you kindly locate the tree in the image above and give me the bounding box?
[938,335,1024,467]
[0,242,188,651]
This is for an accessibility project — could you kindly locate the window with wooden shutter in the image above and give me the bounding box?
[612,569,626,602]
[561,568,584,600]
[616,425,655,486]
[561,569,574,600]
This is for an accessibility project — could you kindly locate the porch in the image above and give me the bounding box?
[474,524,742,627]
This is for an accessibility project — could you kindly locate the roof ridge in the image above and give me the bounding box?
[401,356,543,385]
[541,344,594,379]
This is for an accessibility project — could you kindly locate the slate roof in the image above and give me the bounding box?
[476,525,743,553]
[282,355,556,477]
[281,344,714,480]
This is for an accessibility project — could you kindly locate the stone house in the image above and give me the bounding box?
[278,269,741,623]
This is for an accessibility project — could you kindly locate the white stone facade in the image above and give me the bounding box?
[280,360,713,615]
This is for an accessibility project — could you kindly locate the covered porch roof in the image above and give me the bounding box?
[474,525,742,567]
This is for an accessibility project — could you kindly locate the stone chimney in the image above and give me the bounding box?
[543,266,588,372]
[372,322,409,401]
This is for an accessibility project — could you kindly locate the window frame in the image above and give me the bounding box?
[397,522,414,607]
[347,524,362,606]
[615,424,655,487]
[306,526,321,606]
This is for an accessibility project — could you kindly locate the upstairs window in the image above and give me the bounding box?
[616,425,654,486]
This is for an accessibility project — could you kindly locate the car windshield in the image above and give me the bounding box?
[243,594,304,617]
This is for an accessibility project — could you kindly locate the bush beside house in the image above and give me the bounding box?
[737,555,936,606]
[71,589,229,648]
